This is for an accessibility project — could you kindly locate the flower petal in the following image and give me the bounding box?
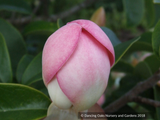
[57,29,110,111]
[42,23,82,85]
[68,19,115,67]
[48,77,72,109]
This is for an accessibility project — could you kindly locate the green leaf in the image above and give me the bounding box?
[22,53,42,85]
[29,79,48,96]
[112,60,134,73]
[16,54,34,83]
[120,75,143,91]
[125,32,153,55]
[153,4,160,27]
[152,20,160,56]
[154,0,160,3]
[0,19,27,75]
[123,0,144,26]
[145,0,155,28]
[26,34,49,55]
[138,32,152,43]
[0,33,12,83]
[57,19,64,28]
[0,0,31,14]
[134,61,152,79]
[114,37,140,65]
[144,54,160,74]
[0,83,51,120]
[23,21,57,36]
[101,27,121,46]
[154,86,160,120]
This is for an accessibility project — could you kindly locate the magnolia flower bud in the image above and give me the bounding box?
[42,19,115,112]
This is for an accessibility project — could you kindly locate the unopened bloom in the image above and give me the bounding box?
[42,19,115,112]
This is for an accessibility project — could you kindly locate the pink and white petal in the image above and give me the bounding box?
[48,77,72,109]
[57,29,110,111]
[68,19,115,67]
[42,23,82,85]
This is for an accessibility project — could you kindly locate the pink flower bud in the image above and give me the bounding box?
[42,19,115,112]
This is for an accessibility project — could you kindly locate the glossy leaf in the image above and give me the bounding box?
[22,53,42,85]
[125,32,153,55]
[111,60,134,73]
[152,20,160,56]
[134,61,152,79]
[123,0,144,26]
[0,0,31,14]
[114,37,140,65]
[23,21,57,35]
[145,0,155,28]
[26,34,49,55]
[154,86,160,120]
[154,0,160,3]
[101,27,121,46]
[0,19,26,74]
[144,54,160,74]
[153,4,160,27]
[0,33,12,83]
[16,54,34,83]
[0,83,51,120]
[139,88,156,115]
[30,79,48,96]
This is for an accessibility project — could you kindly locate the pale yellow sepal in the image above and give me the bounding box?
[45,102,80,120]
[90,7,106,26]
[157,80,160,87]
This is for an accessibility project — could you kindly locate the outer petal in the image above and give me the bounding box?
[47,77,72,109]
[68,19,115,67]
[42,23,82,85]
[57,29,110,111]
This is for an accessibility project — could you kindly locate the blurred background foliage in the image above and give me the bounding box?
[0,0,160,120]
[0,0,159,47]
